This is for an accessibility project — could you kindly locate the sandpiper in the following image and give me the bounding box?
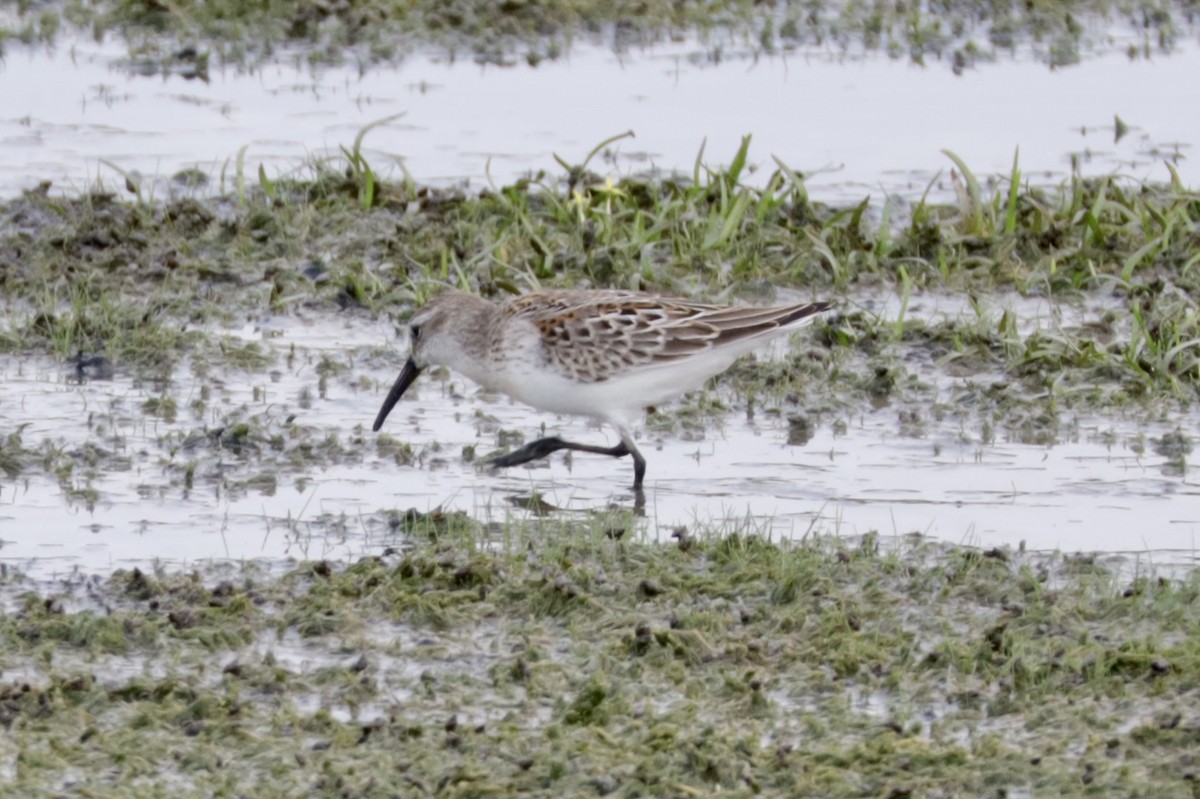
[373,288,831,490]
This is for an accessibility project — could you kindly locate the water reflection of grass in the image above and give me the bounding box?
[2,528,1197,796]
[2,0,1194,71]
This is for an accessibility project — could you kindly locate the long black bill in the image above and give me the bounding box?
[372,358,422,432]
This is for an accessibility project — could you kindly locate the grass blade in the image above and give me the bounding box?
[1004,147,1021,235]
[942,148,985,236]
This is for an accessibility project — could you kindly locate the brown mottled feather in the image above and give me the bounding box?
[501,290,829,383]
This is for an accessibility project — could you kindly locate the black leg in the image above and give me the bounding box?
[489,436,573,468]
[490,433,648,490]
[490,436,630,467]
[615,429,647,490]
[628,446,646,488]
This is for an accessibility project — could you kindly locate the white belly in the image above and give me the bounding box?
[487,348,744,428]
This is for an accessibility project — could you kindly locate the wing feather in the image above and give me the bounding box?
[503,290,828,383]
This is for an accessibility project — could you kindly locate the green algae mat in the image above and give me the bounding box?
[3,528,1198,798]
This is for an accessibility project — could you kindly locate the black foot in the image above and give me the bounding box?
[631,485,646,515]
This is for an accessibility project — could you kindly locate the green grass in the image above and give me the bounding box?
[2,137,1198,409]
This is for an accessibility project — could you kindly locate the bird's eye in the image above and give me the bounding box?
[410,325,421,343]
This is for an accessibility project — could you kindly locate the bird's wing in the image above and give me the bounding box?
[508,292,829,383]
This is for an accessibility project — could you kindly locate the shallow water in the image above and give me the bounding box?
[2,297,1196,579]
[1,34,1196,203]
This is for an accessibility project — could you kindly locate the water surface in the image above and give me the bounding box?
[2,36,1196,202]
[3,297,1195,579]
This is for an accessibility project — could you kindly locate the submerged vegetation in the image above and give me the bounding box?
[1,528,1198,797]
